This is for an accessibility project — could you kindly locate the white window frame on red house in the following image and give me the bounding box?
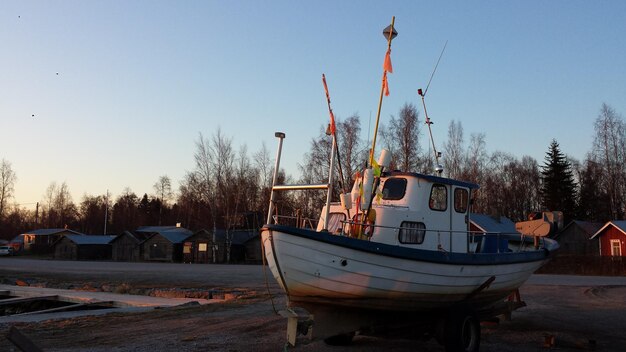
[610,239,622,256]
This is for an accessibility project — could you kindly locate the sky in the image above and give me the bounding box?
[2,1,626,209]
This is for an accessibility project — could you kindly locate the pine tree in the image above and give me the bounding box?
[540,140,577,221]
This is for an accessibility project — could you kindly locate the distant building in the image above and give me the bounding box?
[231,230,260,263]
[469,214,518,253]
[469,213,518,235]
[182,229,224,264]
[554,221,602,256]
[53,234,116,260]
[17,229,85,254]
[110,231,147,262]
[590,221,626,257]
[139,226,193,262]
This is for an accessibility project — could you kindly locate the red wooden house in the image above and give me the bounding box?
[590,221,626,257]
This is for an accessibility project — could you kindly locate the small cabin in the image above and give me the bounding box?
[111,231,146,261]
[182,229,219,264]
[590,221,626,257]
[554,221,602,256]
[141,229,192,262]
[19,228,85,254]
[53,234,116,260]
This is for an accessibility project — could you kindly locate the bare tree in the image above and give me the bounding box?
[43,181,78,228]
[592,103,626,219]
[0,159,17,221]
[463,132,488,185]
[337,114,364,188]
[443,120,464,179]
[153,175,173,226]
[380,103,422,172]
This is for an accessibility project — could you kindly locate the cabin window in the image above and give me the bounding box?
[611,239,622,256]
[382,178,407,200]
[327,212,346,234]
[399,221,426,244]
[429,184,447,211]
[454,188,469,213]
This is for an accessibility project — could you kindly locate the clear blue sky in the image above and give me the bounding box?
[2,1,625,208]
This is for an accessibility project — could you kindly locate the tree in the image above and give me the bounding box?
[591,103,626,219]
[540,140,577,221]
[0,159,17,222]
[79,194,107,234]
[337,114,364,189]
[575,157,611,222]
[111,188,140,232]
[153,175,173,226]
[462,132,488,185]
[443,120,464,179]
[43,181,78,228]
[380,103,422,172]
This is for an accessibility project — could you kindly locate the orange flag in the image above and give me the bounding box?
[383,72,389,96]
[383,48,393,73]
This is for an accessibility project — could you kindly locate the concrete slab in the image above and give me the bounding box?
[0,284,218,307]
[0,284,220,323]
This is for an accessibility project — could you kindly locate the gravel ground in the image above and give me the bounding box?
[1,258,625,351]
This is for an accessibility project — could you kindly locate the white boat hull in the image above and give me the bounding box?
[262,225,554,312]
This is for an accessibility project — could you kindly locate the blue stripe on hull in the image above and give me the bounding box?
[263,224,554,265]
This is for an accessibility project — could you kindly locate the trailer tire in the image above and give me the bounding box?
[443,310,480,352]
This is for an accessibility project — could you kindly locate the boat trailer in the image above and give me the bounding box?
[279,288,526,352]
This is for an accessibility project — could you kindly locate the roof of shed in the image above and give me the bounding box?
[470,213,518,234]
[590,220,626,239]
[58,234,117,245]
[22,228,85,236]
[556,220,603,239]
[148,231,192,244]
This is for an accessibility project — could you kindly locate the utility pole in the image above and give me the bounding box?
[103,190,109,234]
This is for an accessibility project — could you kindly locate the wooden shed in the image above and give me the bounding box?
[53,234,116,260]
[554,221,602,256]
[19,228,85,254]
[110,231,148,262]
[182,229,225,264]
[231,230,260,263]
[590,221,626,257]
[140,228,192,262]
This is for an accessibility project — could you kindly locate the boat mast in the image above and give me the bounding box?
[369,16,397,167]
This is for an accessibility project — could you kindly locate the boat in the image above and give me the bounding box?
[260,17,558,352]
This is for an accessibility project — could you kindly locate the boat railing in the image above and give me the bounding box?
[338,220,546,253]
[271,215,317,229]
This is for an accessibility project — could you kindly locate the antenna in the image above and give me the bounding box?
[418,40,447,175]
[423,40,447,97]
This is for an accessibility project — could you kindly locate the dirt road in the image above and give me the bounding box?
[1,258,625,351]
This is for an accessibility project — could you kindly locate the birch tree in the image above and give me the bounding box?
[0,159,17,222]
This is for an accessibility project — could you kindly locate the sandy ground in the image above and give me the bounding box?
[1,258,625,351]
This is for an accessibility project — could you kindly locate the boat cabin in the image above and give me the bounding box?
[318,171,479,253]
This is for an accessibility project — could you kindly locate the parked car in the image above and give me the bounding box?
[0,245,14,256]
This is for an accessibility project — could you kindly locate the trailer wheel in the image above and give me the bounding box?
[443,310,480,352]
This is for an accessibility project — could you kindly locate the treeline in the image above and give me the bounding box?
[1,103,625,239]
